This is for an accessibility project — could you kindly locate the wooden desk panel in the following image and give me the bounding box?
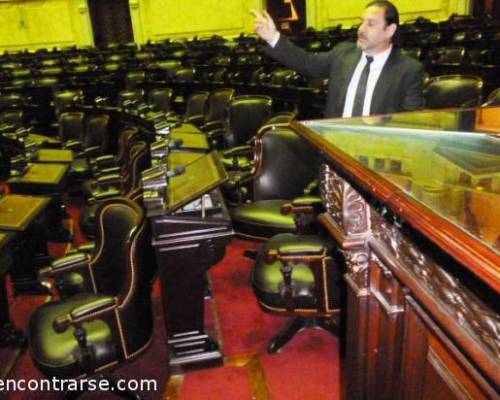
[292,111,500,400]
[169,151,204,169]
[0,195,50,231]
[10,163,67,184]
[8,163,68,195]
[171,123,203,134]
[170,132,209,151]
[36,149,74,163]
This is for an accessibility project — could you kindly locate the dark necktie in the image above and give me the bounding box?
[352,56,374,117]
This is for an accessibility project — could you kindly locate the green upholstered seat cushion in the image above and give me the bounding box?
[251,233,331,310]
[70,158,90,175]
[28,292,115,378]
[55,271,88,297]
[230,200,297,239]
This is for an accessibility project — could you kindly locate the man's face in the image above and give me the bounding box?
[357,5,396,55]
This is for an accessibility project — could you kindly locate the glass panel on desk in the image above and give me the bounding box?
[300,106,500,252]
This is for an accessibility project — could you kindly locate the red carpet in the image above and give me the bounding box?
[210,239,284,356]
[63,193,88,247]
[179,366,253,400]
[261,330,340,399]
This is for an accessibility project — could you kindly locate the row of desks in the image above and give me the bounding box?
[0,148,72,348]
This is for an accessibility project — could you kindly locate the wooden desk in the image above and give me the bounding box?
[0,194,51,295]
[292,107,500,400]
[36,148,74,163]
[169,151,204,169]
[170,132,209,152]
[8,163,68,195]
[0,194,50,231]
[171,123,203,134]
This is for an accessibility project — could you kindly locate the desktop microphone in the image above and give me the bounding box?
[168,138,183,149]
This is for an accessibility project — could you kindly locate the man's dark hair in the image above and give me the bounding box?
[366,1,399,27]
[366,1,401,46]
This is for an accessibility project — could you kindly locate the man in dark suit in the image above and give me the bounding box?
[253,1,424,118]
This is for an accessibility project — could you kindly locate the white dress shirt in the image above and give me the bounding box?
[268,32,280,48]
[342,45,393,117]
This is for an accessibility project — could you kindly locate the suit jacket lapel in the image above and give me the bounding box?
[370,49,398,114]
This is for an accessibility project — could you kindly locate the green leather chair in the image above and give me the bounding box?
[229,125,320,239]
[29,198,157,397]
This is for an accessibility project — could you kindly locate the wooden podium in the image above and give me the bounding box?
[145,152,234,371]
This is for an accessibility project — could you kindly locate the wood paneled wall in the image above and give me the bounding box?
[307,0,471,30]
[0,0,93,51]
[0,0,471,50]
[132,0,471,43]
[130,0,263,43]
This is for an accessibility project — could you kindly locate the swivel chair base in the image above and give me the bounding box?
[268,316,338,354]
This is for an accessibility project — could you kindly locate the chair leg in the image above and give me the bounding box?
[317,316,339,337]
[267,316,307,353]
[267,316,339,354]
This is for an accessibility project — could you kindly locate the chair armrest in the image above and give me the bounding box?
[303,180,318,196]
[277,243,326,257]
[166,114,180,122]
[204,128,224,139]
[96,173,121,187]
[78,242,96,254]
[39,252,89,277]
[70,297,117,320]
[64,139,82,151]
[96,166,121,176]
[201,120,223,132]
[38,139,62,149]
[93,187,121,201]
[92,155,116,169]
[183,114,204,126]
[222,145,254,158]
[53,296,117,333]
[82,146,100,158]
[65,242,95,255]
[267,242,326,262]
[280,196,323,215]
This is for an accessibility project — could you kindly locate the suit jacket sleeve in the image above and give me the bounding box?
[400,59,424,112]
[265,35,346,79]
